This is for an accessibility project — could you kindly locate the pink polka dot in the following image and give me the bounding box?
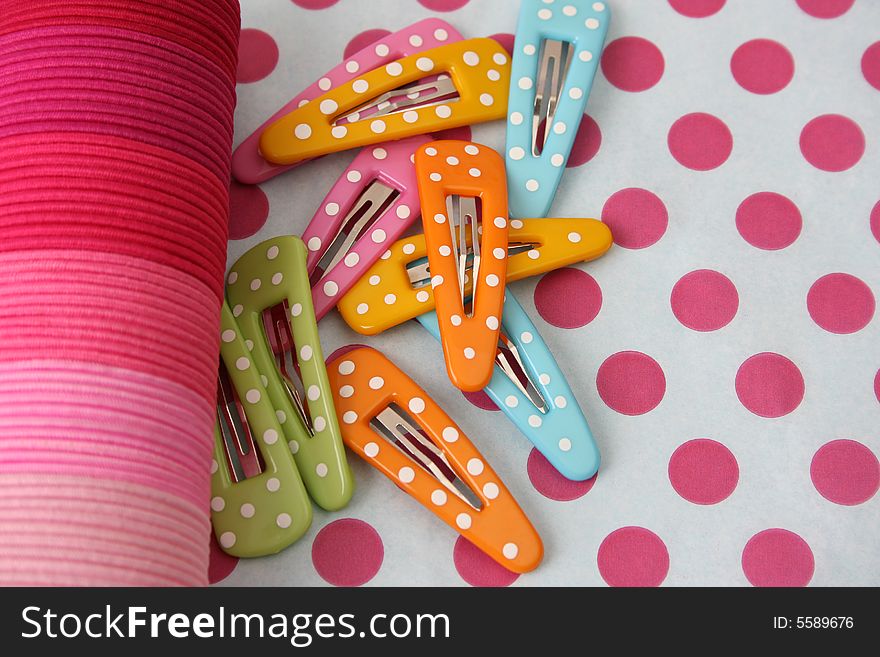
[597,351,666,416]
[807,273,875,334]
[534,268,602,329]
[871,201,880,244]
[601,188,668,249]
[291,0,339,9]
[489,33,515,57]
[735,192,802,250]
[668,439,739,505]
[811,440,880,505]
[343,28,392,59]
[668,112,733,171]
[598,527,669,587]
[735,353,804,418]
[418,0,470,11]
[432,125,472,142]
[670,269,739,332]
[208,533,239,584]
[795,0,854,19]
[311,519,384,586]
[875,369,880,404]
[462,390,499,411]
[228,181,270,240]
[453,536,519,587]
[567,114,602,167]
[730,39,794,94]
[862,42,880,91]
[799,114,865,172]
[527,448,596,501]
[600,37,665,92]
[741,529,814,587]
[236,29,279,84]
[668,0,726,17]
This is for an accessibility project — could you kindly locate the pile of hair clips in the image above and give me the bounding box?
[214,0,612,575]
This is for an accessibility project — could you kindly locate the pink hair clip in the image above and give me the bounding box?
[305,135,432,321]
[233,19,463,184]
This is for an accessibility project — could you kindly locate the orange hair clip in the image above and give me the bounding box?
[327,346,543,573]
[415,140,509,392]
[259,38,511,166]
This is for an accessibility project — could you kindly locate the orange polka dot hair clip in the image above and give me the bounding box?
[327,346,543,574]
[416,140,509,392]
[258,38,511,166]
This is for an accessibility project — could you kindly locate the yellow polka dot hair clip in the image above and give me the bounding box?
[225,236,354,517]
[258,38,512,166]
[336,215,613,335]
[326,346,543,573]
[211,301,313,557]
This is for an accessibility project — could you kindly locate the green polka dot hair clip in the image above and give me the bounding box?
[216,237,354,555]
[211,300,313,557]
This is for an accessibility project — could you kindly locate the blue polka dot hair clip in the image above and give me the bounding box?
[505,0,611,218]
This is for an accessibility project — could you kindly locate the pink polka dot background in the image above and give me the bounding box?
[534,268,602,329]
[597,351,666,416]
[730,39,794,95]
[806,273,875,334]
[311,519,384,586]
[741,529,814,587]
[668,439,739,504]
[597,527,670,587]
[601,187,668,249]
[811,440,880,506]
[601,37,665,92]
[670,269,739,331]
[736,353,805,418]
[221,0,880,587]
[668,112,733,170]
[236,29,279,83]
[799,114,865,172]
[735,192,802,250]
[668,0,726,18]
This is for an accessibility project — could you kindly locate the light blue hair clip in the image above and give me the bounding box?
[417,287,600,481]
[505,0,611,218]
